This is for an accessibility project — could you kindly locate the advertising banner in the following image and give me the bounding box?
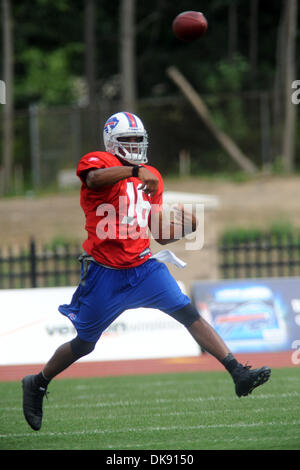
[0,284,200,366]
[192,277,300,353]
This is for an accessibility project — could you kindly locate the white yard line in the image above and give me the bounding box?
[1,390,299,412]
[1,420,300,440]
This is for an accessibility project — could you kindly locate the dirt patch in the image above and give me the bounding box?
[1,175,299,288]
[1,175,299,246]
[165,174,300,232]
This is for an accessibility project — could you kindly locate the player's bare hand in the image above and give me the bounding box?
[138,167,159,196]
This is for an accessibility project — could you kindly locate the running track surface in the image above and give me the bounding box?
[0,351,297,382]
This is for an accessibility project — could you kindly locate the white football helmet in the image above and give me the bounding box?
[103,111,148,163]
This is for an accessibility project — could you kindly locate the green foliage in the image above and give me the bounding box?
[206,56,250,94]
[12,0,84,107]
[221,227,264,244]
[205,56,250,141]
[8,0,284,109]
[268,220,296,238]
[221,219,298,244]
[44,234,79,249]
[15,46,80,106]
[2,0,298,187]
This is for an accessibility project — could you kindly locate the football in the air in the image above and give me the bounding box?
[172,11,208,42]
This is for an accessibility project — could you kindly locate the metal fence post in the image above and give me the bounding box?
[29,103,41,189]
[29,238,37,287]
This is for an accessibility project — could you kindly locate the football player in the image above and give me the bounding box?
[22,111,271,431]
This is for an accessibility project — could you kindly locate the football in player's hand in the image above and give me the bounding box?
[172,11,208,42]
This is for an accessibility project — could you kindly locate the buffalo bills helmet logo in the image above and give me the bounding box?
[104,116,119,134]
[68,313,77,321]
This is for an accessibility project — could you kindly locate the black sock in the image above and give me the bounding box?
[221,353,240,375]
[34,371,50,389]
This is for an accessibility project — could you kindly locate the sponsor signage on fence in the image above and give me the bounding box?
[0,284,200,366]
[192,277,300,353]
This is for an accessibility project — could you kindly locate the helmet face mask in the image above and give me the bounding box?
[103,112,148,163]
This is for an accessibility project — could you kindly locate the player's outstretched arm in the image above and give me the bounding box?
[85,166,158,195]
[86,167,134,189]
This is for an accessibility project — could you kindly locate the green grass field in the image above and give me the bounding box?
[0,367,299,451]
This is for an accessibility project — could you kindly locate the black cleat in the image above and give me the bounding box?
[232,364,271,397]
[22,374,48,431]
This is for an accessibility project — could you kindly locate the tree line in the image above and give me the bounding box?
[1,0,299,193]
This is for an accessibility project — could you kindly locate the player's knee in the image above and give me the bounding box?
[70,335,96,359]
[169,303,200,328]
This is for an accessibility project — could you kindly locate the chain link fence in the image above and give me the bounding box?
[0,92,275,194]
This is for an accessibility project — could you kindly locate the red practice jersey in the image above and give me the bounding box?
[77,151,163,269]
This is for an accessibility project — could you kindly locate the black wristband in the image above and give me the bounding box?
[132,165,142,177]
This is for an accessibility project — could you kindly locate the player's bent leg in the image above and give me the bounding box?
[171,304,271,397]
[187,314,231,362]
[168,303,230,360]
[42,335,96,380]
[22,335,96,431]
